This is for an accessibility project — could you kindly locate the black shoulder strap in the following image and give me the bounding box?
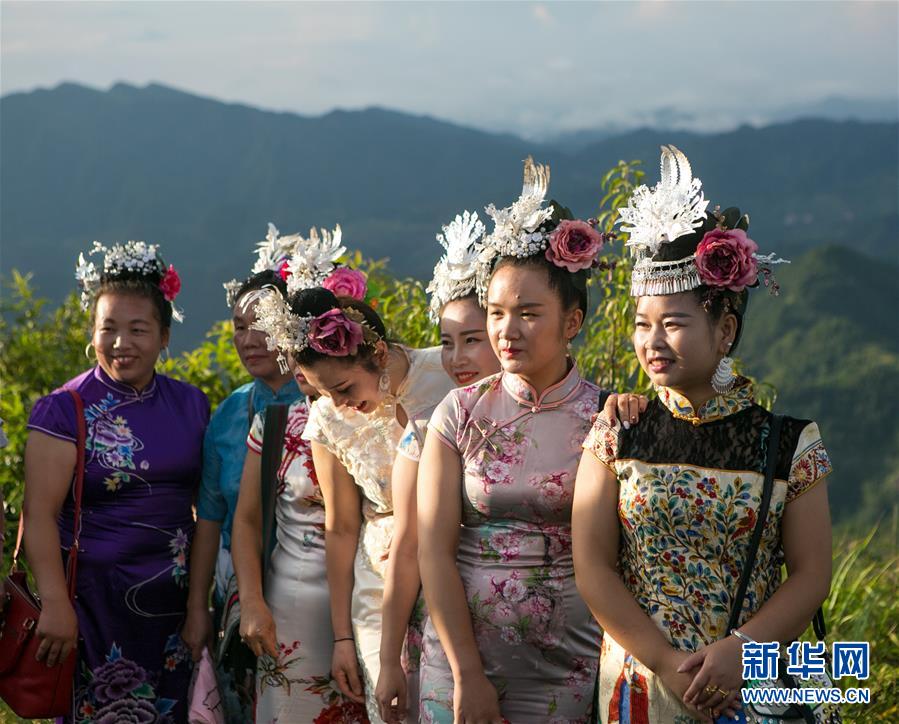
[727,414,829,640]
[597,389,612,413]
[727,414,783,633]
[260,403,289,585]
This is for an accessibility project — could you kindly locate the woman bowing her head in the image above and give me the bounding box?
[251,235,455,723]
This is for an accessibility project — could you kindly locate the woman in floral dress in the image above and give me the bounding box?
[231,229,372,723]
[375,209,501,723]
[25,242,208,723]
[417,159,609,722]
[184,261,301,722]
[573,147,833,723]
[250,246,454,722]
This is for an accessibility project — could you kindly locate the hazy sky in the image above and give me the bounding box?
[2,1,897,137]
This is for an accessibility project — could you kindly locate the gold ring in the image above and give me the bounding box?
[715,686,730,697]
[704,685,716,695]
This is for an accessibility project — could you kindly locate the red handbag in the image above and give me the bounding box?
[0,388,86,717]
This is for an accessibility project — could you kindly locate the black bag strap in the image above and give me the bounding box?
[727,414,828,642]
[260,403,289,586]
[727,414,783,633]
[597,389,612,413]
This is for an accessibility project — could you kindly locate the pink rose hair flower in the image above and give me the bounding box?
[694,228,759,292]
[278,260,291,281]
[546,220,605,272]
[307,308,364,356]
[158,264,181,302]
[322,267,367,301]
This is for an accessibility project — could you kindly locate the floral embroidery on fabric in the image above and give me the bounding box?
[658,377,754,425]
[84,393,149,492]
[76,642,180,724]
[259,640,304,694]
[787,428,832,502]
[168,529,189,586]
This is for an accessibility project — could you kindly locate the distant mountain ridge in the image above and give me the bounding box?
[1,82,897,344]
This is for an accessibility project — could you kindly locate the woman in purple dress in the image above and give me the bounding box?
[24,241,210,723]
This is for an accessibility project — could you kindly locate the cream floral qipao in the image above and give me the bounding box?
[302,346,454,723]
[420,365,603,723]
[583,378,832,724]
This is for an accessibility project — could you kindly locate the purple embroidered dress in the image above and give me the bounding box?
[27,366,210,723]
[419,365,603,723]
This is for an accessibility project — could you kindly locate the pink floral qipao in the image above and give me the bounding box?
[420,365,603,723]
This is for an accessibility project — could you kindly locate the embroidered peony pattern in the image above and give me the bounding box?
[84,393,149,492]
[75,642,183,724]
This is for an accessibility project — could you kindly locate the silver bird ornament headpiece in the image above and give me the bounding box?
[426,209,486,323]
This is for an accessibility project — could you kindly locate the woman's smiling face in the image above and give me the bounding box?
[439,296,500,386]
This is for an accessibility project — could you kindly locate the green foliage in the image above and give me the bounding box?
[815,523,899,721]
[577,160,651,393]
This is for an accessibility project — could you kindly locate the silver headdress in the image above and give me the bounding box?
[282,225,346,296]
[618,145,788,297]
[426,210,486,322]
[476,157,554,302]
[224,222,305,307]
[248,223,374,372]
[75,240,184,322]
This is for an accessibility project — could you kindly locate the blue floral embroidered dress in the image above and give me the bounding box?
[419,365,603,723]
[27,366,210,723]
[582,378,832,723]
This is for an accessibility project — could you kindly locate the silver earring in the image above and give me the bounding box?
[378,370,390,394]
[85,342,96,362]
[159,346,170,363]
[711,355,736,394]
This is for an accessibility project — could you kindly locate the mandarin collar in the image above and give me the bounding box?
[501,361,582,412]
[657,376,754,426]
[252,377,299,404]
[93,364,158,401]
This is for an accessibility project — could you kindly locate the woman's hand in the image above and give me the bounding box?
[656,649,722,723]
[35,597,78,667]
[375,659,408,723]
[331,639,366,704]
[454,672,503,724]
[603,392,649,430]
[238,597,278,658]
[181,602,214,662]
[680,636,745,718]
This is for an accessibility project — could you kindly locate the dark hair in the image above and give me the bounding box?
[289,287,388,370]
[233,270,288,309]
[492,254,589,317]
[92,278,172,330]
[691,286,749,354]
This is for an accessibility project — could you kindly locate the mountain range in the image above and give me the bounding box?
[1,82,898,522]
[1,81,897,345]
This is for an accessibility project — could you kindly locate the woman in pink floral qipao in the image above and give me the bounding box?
[418,159,610,723]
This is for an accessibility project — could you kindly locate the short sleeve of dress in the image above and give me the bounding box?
[427,390,461,453]
[582,415,620,473]
[27,390,78,444]
[246,411,265,455]
[786,422,832,503]
[301,398,333,450]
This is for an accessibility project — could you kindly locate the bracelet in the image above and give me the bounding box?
[333,636,354,643]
